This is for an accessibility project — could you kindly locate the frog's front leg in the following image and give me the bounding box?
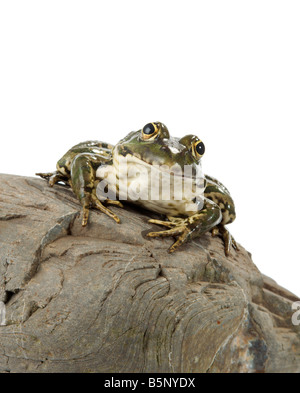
[70,153,122,226]
[147,198,222,253]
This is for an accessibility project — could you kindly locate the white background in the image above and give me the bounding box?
[1,1,299,296]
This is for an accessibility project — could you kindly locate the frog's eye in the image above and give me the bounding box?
[193,140,205,159]
[142,123,159,140]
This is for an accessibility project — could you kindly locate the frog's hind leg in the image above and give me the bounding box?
[36,172,70,187]
[70,153,121,226]
[205,175,238,256]
[211,224,239,256]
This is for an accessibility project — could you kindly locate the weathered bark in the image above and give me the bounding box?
[0,173,299,373]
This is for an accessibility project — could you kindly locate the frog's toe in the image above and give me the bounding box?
[82,205,90,227]
[104,199,124,209]
[147,225,186,238]
[148,219,175,228]
[231,236,240,251]
[224,243,231,257]
[168,230,189,253]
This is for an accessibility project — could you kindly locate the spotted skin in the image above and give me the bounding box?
[36,122,238,255]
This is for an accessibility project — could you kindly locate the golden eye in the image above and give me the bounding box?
[193,140,205,158]
[142,123,159,140]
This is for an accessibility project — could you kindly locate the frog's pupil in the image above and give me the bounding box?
[196,142,205,156]
[143,123,155,135]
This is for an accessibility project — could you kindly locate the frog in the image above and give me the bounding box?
[36,122,238,255]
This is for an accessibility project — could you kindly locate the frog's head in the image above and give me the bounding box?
[113,122,205,177]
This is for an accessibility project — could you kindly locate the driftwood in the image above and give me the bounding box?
[0,173,299,373]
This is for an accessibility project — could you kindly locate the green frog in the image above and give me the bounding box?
[36,122,238,255]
